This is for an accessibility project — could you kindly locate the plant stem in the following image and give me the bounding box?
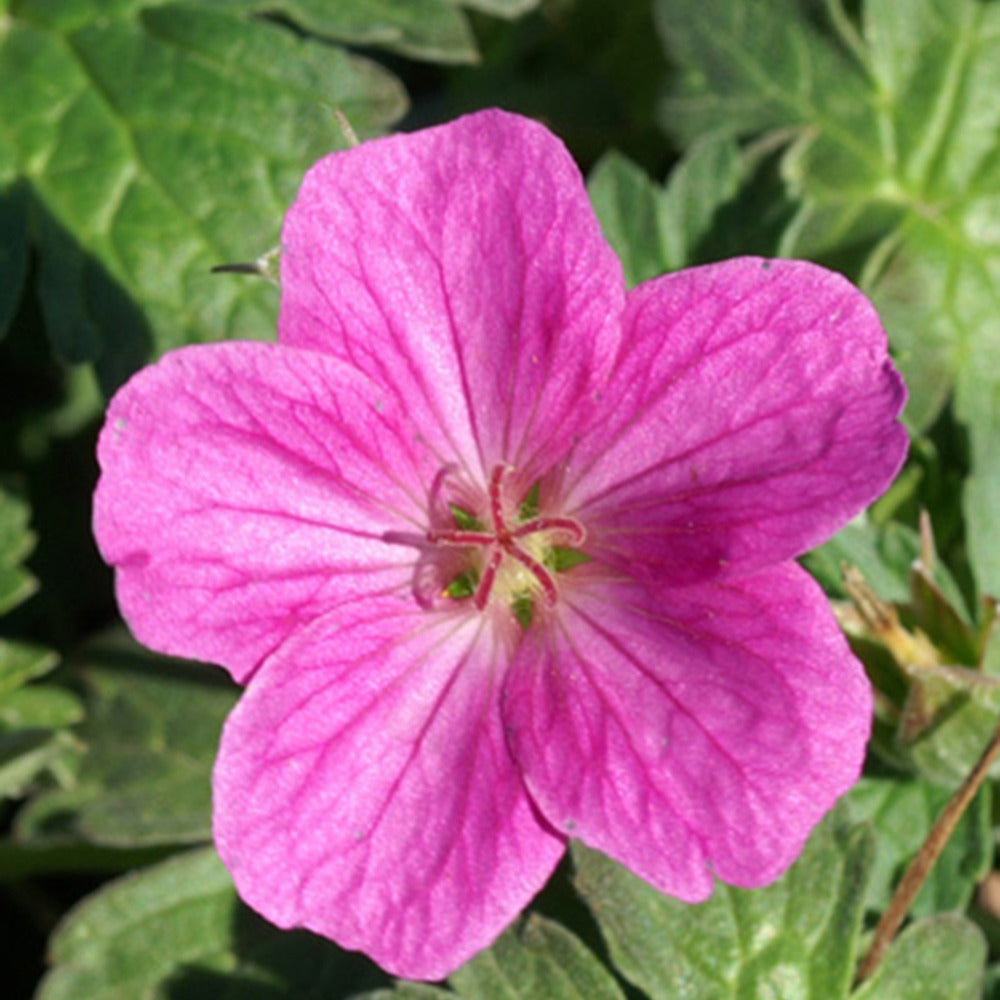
[854,718,1000,985]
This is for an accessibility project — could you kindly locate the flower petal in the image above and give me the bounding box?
[213,598,564,980]
[93,342,436,682]
[503,564,871,899]
[279,109,624,484]
[566,258,908,584]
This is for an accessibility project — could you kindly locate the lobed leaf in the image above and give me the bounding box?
[35,846,388,1000]
[357,915,626,1000]
[853,915,986,1000]
[572,807,873,999]
[16,631,237,846]
[587,134,743,287]
[0,483,38,615]
[1,0,407,394]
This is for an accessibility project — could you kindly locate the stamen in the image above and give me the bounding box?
[426,528,494,547]
[474,547,505,610]
[512,516,586,545]
[429,462,587,617]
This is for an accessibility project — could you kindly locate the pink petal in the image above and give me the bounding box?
[566,258,908,585]
[213,598,564,980]
[279,109,624,485]
[502,564,871,899]
[93,342,436,683]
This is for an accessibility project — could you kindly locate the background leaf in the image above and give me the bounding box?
[572,808,873,1000]
[16,631,236,847]
[587,134,743,286]
[844,777,992,918]
[35,846,387,1000]
[448,916,626,1000]
[853,915,986,1000]
[0,484,75,801]
[1,0,407,395]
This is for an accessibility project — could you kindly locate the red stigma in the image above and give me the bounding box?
[428,465,585,612]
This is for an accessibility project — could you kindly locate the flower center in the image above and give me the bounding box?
[427,464,586,618]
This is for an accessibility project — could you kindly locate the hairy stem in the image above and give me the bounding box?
[854,718,1000,984]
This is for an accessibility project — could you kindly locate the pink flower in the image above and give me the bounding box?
[93,110,907,979]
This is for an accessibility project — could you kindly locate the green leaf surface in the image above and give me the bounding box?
[844,776,992,917]
[17,631,237,846]
[0,638,59,696]
[214,0,478,64]
[36,845,387,1000]
[447,0,538,17]
[448,916,627,1000]
[573,808,873,1000]
[359,916,626,1000]
[216,0,544,64]
[0,726,76,799]
[362,988,452,1000]
[2,0,406,394]
[0,681,83,730]
[655,0,880,190]
[802,517,923,604]
[853,915,986,1000]
[0,482,37,615]
[587,134,743,287]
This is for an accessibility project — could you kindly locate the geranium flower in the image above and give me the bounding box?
[93,110,907,980]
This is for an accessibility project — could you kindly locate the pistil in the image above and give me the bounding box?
[427,465,586,613]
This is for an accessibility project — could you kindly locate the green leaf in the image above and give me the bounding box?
[36,846,386,1000]
[0,726,77,799]
[655,0,881,191]
[445,571,477,599]
[903,671,1000,787]
[449,915,627,1000]
[0,484,70,797]
[853,915,986,1000]
[215,0,480,64]
[587,134,743,287]
[1,1,406,394]
[955,366,1000,599]
[518,482,540,520]
[573,807,873,1000]
[0,482,37,615]
[844,776,992,918]
[0,639,58,697]
[218,0,546,65]
[450,503,485,532]
[17,630,237,846]
[361,916,626,1000]
[450,0,539,18]
[0,682,83,730]
[362,988,452,1000]
[802,517,923,604]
